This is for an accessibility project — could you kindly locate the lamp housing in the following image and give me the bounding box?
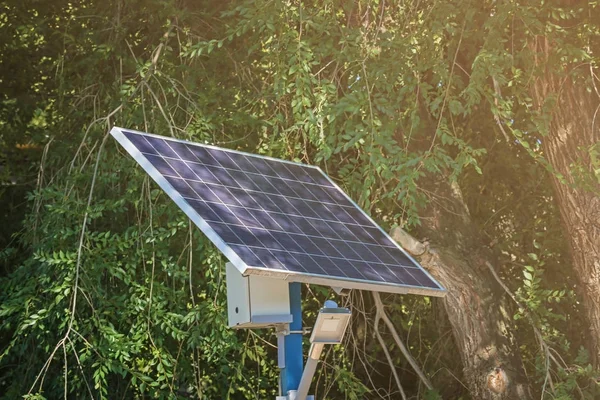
[309,301,351,344]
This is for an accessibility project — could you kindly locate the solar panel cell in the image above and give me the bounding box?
[309,237,343,258]
[307,219,339,239]
[364,227,394,246]
[206,221,241,243]
[304,168,335,187]
[248,192,282,213]
[112,128,445,296]
[207,184,241,207]
[187,163,220,184]
[274,197,300,216]
[385,247,413,266]
[268,212,297,232]
[272,250,305,272]
[188,146,220,166]
[345,207,373,225]
[290,253,325,275]
[329,240,362,261]
[247,173,279,194]
[188,199,221,222]
[321,186,353,205]
[288,216,320,236]
[311,255,344,276]
[307,185,337,203]
[225,170,256,191]
[124,131,159,155]
[245,156,277,176]
[290,234,325,256]
[345,224,377,244]
[409,269,438,288]
[230,226,262,247]
[288,183,318,202]
[230,244,262,266]
[165,176,198,199]
[206,203,241,225]
[269,162,297,181]
[288,198,319,219]
[145,137,179,159]
[207,166,239,187]
[352,261,382,282]
[187,181,220,203]
[327,205,357,224]
[165,158,197,180]
[353,244,383,263]
[228,188,261,209]
[206,148,240,170]
[326,221,357,241]
[368,245,396,264]
[328,258,360,278]
[253,229,286,251]
[309,202,337,221]
[284,163,317,184]
[269,178,297,197]
[165,141,198,162]
[390,267,421,286]
[345,265,369,280]
[145,154,177,176]
[272,233,303,253]
[378,265,404,283]
[252,248,286,270]
[248,209,281,231]
[229,154,260,174]
[229,206,262,228]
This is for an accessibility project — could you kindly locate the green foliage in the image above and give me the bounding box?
[333,367,371,399]
[1,0,599,399]
[422,389,443,400]
[508,241,600,399]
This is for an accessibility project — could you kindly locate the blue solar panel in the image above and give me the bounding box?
[111,127,446,296]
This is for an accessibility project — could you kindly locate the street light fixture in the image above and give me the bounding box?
[295,300,351,400]
[309,300,352,344]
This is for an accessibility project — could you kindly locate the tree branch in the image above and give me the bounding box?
[372,291,434,391]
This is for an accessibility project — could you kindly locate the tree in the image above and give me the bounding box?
[530,36,600,365]
[485,0,600,367]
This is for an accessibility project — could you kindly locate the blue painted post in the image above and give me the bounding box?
[282,282,303,394]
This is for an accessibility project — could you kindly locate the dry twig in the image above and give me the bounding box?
[372,292,434,391]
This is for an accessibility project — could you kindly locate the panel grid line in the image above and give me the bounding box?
[141,150,347,206]
[145,138,365,233]
[237,243,422,272]
[183,198,400,251]
[184,196,379,244]
[149,169,373,231]
[125,127,329,173]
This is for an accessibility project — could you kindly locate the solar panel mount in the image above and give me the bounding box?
[110,127,446,297]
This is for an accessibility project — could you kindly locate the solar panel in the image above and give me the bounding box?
[111,127,446,296]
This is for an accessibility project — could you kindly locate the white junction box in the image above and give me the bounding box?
[226,263,293,328]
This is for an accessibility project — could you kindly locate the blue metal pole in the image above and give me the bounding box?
[282,282,303,394]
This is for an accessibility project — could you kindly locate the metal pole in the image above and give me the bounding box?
[281,282,303,395]
[296,343,324,400]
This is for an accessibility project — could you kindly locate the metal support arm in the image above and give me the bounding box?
[295,343,324,400]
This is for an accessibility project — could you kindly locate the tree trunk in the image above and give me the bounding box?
[392,179,532,399]
[531,37,600,364]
